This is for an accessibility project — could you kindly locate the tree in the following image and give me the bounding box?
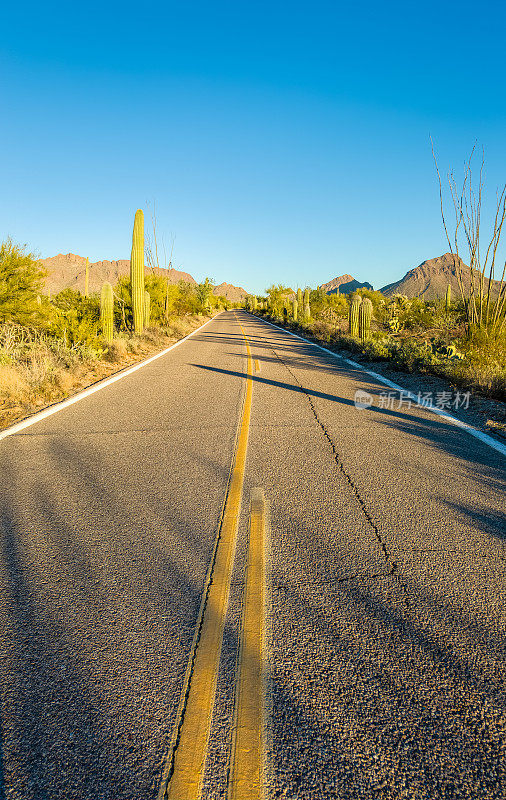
[0,239,46,325]
[196,278,214,311]
[265,284,292,317]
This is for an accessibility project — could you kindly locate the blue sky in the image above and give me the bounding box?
[1,1,505,293]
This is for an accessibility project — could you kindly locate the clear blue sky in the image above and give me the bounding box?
[1,0,505,293]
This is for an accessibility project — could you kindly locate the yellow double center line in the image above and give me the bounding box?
[158,321,265,800]
[228,488,267,800]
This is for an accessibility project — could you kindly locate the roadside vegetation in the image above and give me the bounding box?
[249,149,506,406]
[247,285,506,402]
[0,232,233,429]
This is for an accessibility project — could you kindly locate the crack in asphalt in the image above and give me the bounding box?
[271,346,411,606]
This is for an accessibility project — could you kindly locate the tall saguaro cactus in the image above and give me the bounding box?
[144,290,151,328]
[297,288,303,307]
[359,297,373,341]
[292,298,298,322]
[303,288,310,322]
[84,257,89,298]
[349,295,361,337]
[100,282,114,343]
[445,284,451,314]
[131,209,145,334]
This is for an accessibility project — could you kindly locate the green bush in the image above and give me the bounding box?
[49,289,101,347]
[0,239,46,325]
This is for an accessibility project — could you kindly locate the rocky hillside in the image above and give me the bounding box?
[41,253,196,295]
[380,253,503,300]
[212,282,248,302]
[320,274,373,295]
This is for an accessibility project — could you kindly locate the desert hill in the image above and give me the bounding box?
[380,253,503,300]
[212,282,248,302]
[320,274,374,295]
[40,254,250,302]
[40,253,197,295]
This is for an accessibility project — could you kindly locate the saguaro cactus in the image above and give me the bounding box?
[130,209,145,334]
[297,288,303,307]
[84,257,89,298]
[445,284,451,314]
[100,281,114,343]
[292,298,298,322]
[359,297,373,341]
[252,295,258,311]
[349,295,361,337]
[144,290,151,328]
[303,288,310,322]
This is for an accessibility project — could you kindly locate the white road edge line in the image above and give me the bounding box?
[252,314,506,459]
[0,313,223,441]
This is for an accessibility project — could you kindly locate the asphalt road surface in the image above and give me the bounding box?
[1,310,505,800]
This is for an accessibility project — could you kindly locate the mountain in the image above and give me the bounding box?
[40,253,196,294]
[320,274,374,295]
[212,282,248,303]
[380,253,503,300]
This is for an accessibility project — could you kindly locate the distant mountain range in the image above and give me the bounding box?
[380,253,502,300]
[42,251,503,307]
[319,274,373,295]
[39,253,249,302]
[322,253,503,300]
[212,282,249,303]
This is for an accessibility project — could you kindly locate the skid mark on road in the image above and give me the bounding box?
[158,321,254,800]
[228,489,268,800]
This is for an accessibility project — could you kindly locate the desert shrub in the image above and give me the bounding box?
[0,239,46,325]
[265,285,293,317]
[103,338,128,362]
[389,339,438,372]
[49,289,101,346]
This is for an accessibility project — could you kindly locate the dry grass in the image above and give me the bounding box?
[0,314,212,431]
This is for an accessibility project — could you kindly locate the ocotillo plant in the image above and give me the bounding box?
[84,257,89,298]
[131,209,145,334]
[101,282,114,343]
[349,295,361,336]
[359,297,373,341]
[445,284,451,314]
[292,298,298,322]
[144,290,151,328]
[297,287,303,307]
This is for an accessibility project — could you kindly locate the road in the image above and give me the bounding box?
[1,310,505,800]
